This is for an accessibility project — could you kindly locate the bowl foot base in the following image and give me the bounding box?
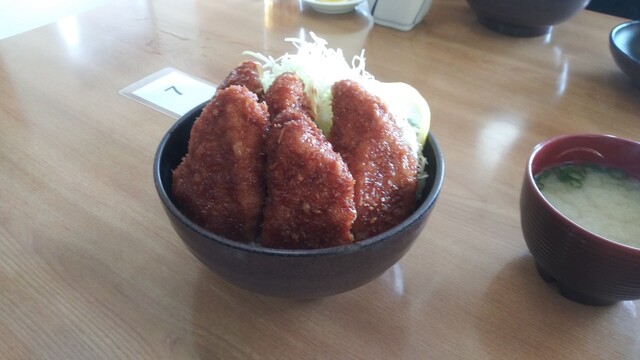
[478,17,551,37]
[535,263,617,306]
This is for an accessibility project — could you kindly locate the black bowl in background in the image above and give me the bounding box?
[466,0,590,37]
[610,20,640,86]
[153,102,445,299]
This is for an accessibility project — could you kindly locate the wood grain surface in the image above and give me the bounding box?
[1,0,639,358]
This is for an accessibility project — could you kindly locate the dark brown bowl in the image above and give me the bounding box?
[520,134,640,306]
[610,20,640,86]
[466,0,590,37]
[154,102,445,299]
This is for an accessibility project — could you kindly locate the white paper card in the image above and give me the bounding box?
[120,68,216,118]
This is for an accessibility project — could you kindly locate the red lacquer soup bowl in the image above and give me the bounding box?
[520,134,640,306]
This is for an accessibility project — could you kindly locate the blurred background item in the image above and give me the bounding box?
[367,0,433,31]
[587,0,640,20]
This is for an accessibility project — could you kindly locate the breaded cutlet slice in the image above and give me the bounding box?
[262,110,356,249]
[172,85,269,242]
[264,72,314,121]
[218,61,265,101]
[329,80,418,241]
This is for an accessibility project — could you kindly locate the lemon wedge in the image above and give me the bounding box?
[366,81,431,156]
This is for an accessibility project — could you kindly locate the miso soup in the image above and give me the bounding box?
[535,163,640,248]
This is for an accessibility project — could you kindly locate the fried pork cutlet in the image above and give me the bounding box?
[218,61,265,101]
[264,73,314,121]
[329,80,418,241]
[172,85,269,242]
[261,110,356,249]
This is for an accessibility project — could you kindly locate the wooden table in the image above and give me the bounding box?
[1,0,639,358]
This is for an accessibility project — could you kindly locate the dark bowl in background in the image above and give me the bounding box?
[610,20,640,86]
[154,102,445,299]
[466,0,590,37]
[520,134,640,306]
